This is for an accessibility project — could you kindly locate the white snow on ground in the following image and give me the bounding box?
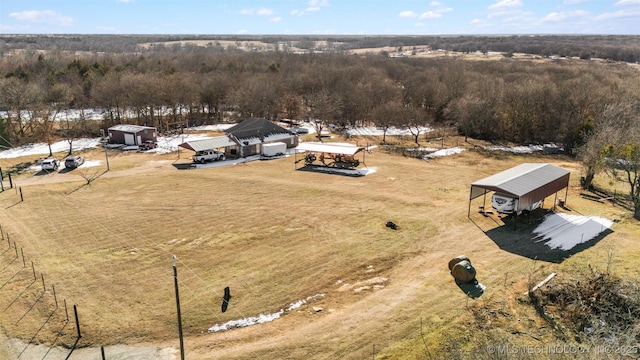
[483,144,544,154]
[423,147,464,158]
[0,138,103,159]
[533,213,613,251]
[208,294,325,333]
[345,126,432,136]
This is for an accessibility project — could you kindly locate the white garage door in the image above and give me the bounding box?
[124,133,135,145]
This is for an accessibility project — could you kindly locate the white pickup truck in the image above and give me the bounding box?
[193,150,225,164]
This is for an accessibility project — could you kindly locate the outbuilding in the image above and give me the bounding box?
[468,163,570,217]
[108,125,157,146]
[225,118,298,158]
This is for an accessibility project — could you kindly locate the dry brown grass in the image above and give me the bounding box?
[0,136,638,359]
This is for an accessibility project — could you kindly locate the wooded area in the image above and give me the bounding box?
[0,35,639,218]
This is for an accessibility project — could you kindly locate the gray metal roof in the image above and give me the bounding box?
[108,124,156,133]
[470,163,570,200]
[178,136,237,152]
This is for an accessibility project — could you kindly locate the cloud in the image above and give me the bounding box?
[9,10,74,26]
[488,0,522,9]
[117,0,134,3]
[596,9,640,20]
[563,0,586,4]
[399,11,418,18]
[541,10,588,22]
[400,2,452,21]
[615,0,640,5]
[269,17,282,23]
[419,11,442,20]
[257,8,274,16]
[291,0,329,16]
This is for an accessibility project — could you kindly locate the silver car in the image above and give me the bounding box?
[64,156,85,169]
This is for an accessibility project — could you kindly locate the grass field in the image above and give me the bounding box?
[0,135,638,359]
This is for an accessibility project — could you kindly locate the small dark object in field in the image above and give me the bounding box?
[385,221,398,230]
[222,286,231,313]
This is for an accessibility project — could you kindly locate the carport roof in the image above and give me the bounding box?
[296,142,365,156]
[470,163,570,200]
[178,136,236,152]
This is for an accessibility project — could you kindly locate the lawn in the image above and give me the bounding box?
[0,136,637,359]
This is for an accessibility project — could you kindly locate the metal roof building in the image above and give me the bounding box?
[468,163,570,216]
[178,136,236,152]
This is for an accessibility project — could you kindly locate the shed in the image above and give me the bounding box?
[225,118,298,158]
[108,125,157,146]
[468,163,570,216]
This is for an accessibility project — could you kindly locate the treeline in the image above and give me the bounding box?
[1,34,639,62]
[0,50,638,154]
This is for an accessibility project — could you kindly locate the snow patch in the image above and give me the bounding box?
[208,294,325,333]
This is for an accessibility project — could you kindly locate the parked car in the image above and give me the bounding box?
[41,158,60,171]
[64,155,85,169]
[139,141,158,151]
[290,127,309,135]
[193,150,225,163]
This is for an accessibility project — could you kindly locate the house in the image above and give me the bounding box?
[224,118,298,158]
[107,125,157,146]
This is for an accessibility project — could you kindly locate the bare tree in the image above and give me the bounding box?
[372,101,404,144]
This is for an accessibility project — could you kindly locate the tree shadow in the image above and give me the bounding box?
[65,170,108,195]
[483,212,613,263]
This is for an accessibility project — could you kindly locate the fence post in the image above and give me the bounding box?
[19,187,23,202]
[73,305,82,339]
[52,284,58,308]
[8,173,13,189]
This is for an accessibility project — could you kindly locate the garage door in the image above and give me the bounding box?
[124,133,135,145]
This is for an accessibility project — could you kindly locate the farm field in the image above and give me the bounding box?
[0,136,638,359]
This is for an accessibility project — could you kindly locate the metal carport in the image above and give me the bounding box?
[178,136,237,152]
[468,163,570,217]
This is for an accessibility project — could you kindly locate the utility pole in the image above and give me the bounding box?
[173,256,185,360]
[100,129,110,171]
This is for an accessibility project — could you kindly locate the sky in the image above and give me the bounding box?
[0,0,639,35]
